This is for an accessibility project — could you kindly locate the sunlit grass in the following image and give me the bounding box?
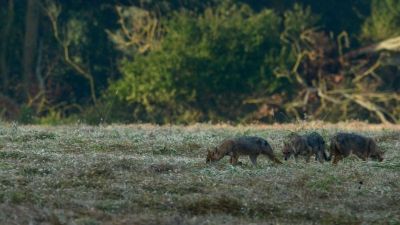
[0,122,399,224]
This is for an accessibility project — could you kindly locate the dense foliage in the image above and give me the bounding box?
[0,0,399,124]
[109,4,316,123]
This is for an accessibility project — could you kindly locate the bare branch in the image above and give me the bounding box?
[344,35,400,58]
[45,2,97,105]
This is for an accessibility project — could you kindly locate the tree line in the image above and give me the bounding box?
[0,0,399,124]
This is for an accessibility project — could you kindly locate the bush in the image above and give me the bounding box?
[362,0,400,41]
[109,2,318,123]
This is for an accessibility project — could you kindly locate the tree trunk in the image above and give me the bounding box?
[22,0,40,100]
[0,0,14,93]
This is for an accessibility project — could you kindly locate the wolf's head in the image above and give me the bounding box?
[282,133,301,160]
[370,150,384,162]
[282,142,294,161]
[371,153,383,162]
[206,148,219,163]
[369,139,384,162]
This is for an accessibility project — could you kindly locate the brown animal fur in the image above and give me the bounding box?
[206,136,282,165]
[329,132,384,165]
[282,132,329,163]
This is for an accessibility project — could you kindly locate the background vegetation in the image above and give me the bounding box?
[0,0,399,124]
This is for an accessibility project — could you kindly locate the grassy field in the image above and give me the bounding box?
[0,122,399,225]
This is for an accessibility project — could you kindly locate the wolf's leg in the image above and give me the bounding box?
[359,153,368,161]
[305,154,311,163]
[249,154,258,166]
[316,151,324,163]
[330,142,342,165]
[230,156,237,164]
[230,154,240,165]
[353,150,368,161]
[312,147,319,161]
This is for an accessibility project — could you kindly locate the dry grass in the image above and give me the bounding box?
[0,122,399,224]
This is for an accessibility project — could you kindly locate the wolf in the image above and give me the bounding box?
[282,132,329,163]
[329,132,384,164]
[206,136,282,166]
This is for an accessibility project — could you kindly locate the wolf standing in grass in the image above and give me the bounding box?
[282,132,329,163]
[206,136,282,165]
[329,132,384,164]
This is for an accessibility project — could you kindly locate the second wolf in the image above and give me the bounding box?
[282,132,329,163]
[206,136,282,165]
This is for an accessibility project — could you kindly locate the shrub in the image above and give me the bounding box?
[109,2,317,123]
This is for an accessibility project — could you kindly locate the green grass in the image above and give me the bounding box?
[0,123,399,224]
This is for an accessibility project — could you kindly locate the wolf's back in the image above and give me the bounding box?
[306,132,330,161]
[235,136,272,152]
